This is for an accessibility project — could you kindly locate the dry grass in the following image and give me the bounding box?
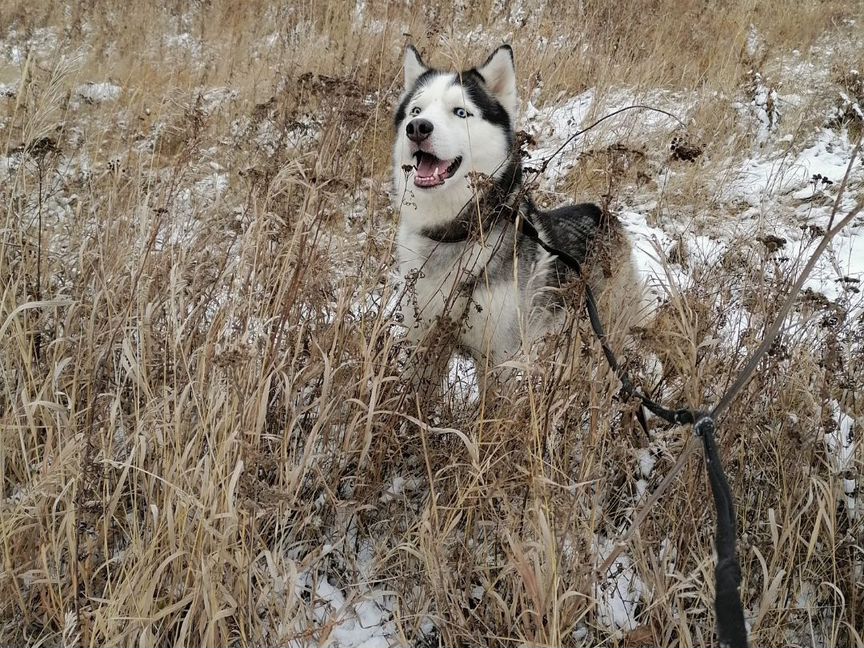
[1,1,863,646]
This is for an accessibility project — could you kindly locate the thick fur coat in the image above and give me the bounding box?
[392,45,642,387]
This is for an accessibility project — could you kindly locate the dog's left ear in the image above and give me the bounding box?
[477,45,517,117]
[403,45,428,89]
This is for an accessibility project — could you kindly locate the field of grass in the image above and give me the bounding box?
[1,1,863,646]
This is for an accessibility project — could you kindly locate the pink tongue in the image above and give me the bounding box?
[417,155,442,177]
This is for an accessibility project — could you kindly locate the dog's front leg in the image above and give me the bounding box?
[401,317,459,400]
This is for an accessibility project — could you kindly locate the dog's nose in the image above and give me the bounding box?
[406,118,433,142]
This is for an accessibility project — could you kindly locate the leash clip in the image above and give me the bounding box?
[693,413,715,437]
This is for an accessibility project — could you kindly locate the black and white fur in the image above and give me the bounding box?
[393,45,641,386]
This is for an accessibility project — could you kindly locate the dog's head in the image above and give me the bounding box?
[392,45,517,227]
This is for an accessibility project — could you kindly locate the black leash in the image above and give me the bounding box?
[510,210,748,647]
[697,415,749,648]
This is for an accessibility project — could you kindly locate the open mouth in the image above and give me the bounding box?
[413,151,462,188]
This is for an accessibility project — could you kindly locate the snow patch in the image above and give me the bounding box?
[824,400,858,521]
[594,536,646,632]
[1,27,59,64]
[722,127,862,208]
[522,87,691,187]
[290,571,396,648]
[163,32,204,60]
[75,82,122,104]
[746,25,765,59]
[198,86,237,115]
[155,172,230,249]
[750,72,780,146]
[637,448,656,478]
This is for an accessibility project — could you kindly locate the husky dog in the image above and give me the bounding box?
[392,45,641,389]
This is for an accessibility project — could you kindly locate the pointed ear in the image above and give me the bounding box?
[477,45,517,117]
[403,45,428,89]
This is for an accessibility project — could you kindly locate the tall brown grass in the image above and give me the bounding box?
[1,1,862,646]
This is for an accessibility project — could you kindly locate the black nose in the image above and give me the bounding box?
[406,118,433,142]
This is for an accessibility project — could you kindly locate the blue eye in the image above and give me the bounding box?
[453,107,471,118]
[410,106,421,116]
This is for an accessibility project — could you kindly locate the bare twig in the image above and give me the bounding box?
[527,104,686,176]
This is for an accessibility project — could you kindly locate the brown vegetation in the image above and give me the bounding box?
[1,1,862,646]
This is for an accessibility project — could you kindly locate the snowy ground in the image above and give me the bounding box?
[2,17,862,647]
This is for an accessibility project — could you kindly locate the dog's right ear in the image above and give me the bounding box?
[477,45,517,118]
[403,45,428,89]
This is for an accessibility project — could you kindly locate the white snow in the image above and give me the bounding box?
[291,572,396,648]
[198,86,238,115]
[75,81,122,104]
[746,25,765,59]
[637,448,656,478]
[594,535,646,632]
[723,127,862,208]
[523,89,595,184]
[153,172,230,249]
[229,116,321,157]
[163,32,204,59]
[750,71,780,147]
[0,27,58,64]
[824,400,858,521]
[522,87,692,186]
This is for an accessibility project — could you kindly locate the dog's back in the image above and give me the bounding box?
[537,203,642,342]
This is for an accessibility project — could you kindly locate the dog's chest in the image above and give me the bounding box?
[400,229,509,312]
[399,230,486,310]
[397,227,538,358]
